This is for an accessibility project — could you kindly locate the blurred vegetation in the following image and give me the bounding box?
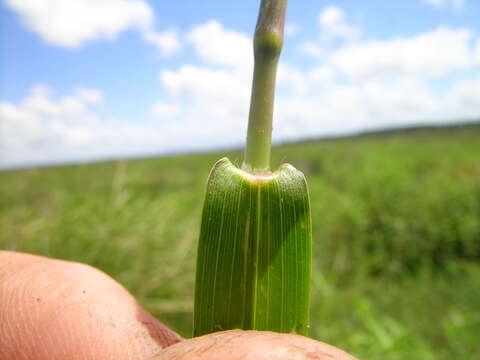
[1,124,479,359]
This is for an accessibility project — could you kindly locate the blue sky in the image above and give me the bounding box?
[1,0,479,169]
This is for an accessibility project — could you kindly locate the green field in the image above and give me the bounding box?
[1,125,479,359]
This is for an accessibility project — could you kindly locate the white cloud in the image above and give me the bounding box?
[274,75,480,142]
[318,6,361,42]
[142,28,181,56]
[422,0,466,11]
[474,39,480,65]
[155,20,255,134]
[285,23,300,36]
[154,20,479,156]
[160,65,251,100]
[299,41,324,57]
[1,20,257,169]
[278,64,309,95]
[151,101,182,118]
[329,27,474,81]
[453,0,466,10]
[277,64,335,95]
[301,6,360,58]
[0,85,214,169]
[153,20,262,153]
[448,76,480,115]
[186,20,252,69]
[1,85,104,167]
[2,18,480,169]
[4,0,151,46]
[74,87,104,104]
[3,0,180,55]
[309,66,336,83]
[424,0,446,7]
[156,62,251,146]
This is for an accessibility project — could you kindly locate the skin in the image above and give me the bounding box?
[0,251,357,360]
[152,330,357,360]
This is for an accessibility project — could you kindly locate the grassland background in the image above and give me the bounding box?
[1,125,479,359]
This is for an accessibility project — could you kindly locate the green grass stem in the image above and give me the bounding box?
[243,0,287,174]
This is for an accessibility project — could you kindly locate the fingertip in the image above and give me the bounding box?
[152,330,357,360]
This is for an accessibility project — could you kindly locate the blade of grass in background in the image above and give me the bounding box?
[193,0,313,336]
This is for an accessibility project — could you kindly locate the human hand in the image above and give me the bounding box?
[0,251,356,360]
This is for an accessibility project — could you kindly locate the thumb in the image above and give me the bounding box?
[0,251,181,360]
[152,329,357,360]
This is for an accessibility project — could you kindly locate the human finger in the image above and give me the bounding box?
[151,329,357,360]
[0,251,181,360]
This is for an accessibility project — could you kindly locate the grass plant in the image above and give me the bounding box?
[193,0,312,336]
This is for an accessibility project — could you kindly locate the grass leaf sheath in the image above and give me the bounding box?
[194,159,311,336]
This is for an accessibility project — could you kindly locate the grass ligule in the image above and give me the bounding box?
[194,158,312,336]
